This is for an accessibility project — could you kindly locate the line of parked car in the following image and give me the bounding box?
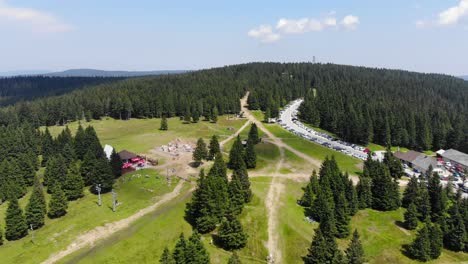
[278,99,369,161]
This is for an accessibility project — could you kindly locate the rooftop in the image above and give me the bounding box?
[412,155,438,172]
[440,149,468,167]
[394,150,423,163]
[118,150,138,160]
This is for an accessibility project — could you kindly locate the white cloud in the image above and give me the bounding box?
[247,25,280,43]
[341,15,360,29]
[0,1,72,33]
[248,13,359,43]
[438,0,468,25]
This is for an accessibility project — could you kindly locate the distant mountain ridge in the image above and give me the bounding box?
[461,76,468,81]
[43,69,186,77]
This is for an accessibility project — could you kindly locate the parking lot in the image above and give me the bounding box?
[278,99,370,161]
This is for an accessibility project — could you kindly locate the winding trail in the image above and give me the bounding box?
[41,181,186,264]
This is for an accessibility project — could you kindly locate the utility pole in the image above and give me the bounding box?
[30,224,35,244]
[112,189,117,212]
[96,184,102,206]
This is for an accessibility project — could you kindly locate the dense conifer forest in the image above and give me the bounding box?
[0,63,467,152]
[0,76,122,106]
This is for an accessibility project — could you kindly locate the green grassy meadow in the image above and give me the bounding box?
[0,169,180,264]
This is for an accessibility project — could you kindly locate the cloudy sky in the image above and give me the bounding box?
[0,0,467,75]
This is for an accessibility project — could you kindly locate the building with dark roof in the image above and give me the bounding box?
[394,150,441,173]
[118,150,138,163]
[440,149,468,170]
[394,150,423,163]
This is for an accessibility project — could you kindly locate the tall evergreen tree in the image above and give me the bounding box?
[233,167,252,203]
[41,127,54,166]
[383,146,403,179]
[408,224,431,262]
[160,116,168,131]
[211,107,218,123]
[404,203,419,230]
[416,181,432,221]
[5,197,28,241]
[334,192,350,238]
[187,231,210,264]
[428,172,445,221]
[43,155,67,187]
[193,138,208,165]
[110,149,123,178]
[402,176,419,208]
[356,176,372,209]
[428,223,443,260]
[74,124,87,159]
[172,233,188,264]
[304,228,342,264]
[207,135,220,161]
[444,204,467,252]
[228,136,245,170]
[345,229,366,264]
[228,172,245,216]
[63,165,84,201]
[247,123,260,144]
[217,215,248,250]
[300,171,319,207]
[244,139,256,169]
[47,181,68,218]
[160,246,175,264]
[345,178,359,216]
[25,177,47,230]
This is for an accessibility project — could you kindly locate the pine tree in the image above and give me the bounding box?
[41,127,54,166]
[428,172,445,221]
[233,167,252,203]
[300,171,319,207]
[47,181,68,218]
[228,172,245,216]
[383,146,403,179]
[43,155,67,187]
[304,228,342,264]
[345,178,359,216]
[345,229,365,264]
[192,109,200,123]
[74,124,87,159]
[172,233,188,264]
[63,165,84,201]
[247,123,260,144]
[356,176,372,209]
[207,135,220,161]
[402,176,419,208]
[217,215,248,250]
[17,153,36,186]
[244,139,256,169]
[371,164,400,211]
[25,177,47,230]
[428,223,443,260]
[184,107,191,123]
[416,183,431,221]
[160,246,175,264]
[5,197,28,241]
[408,224,431,262]
[404,203,418,230]
[188,231,210,264]
[91,157,115,193]
[193,138,208,165]
[228,252,242,264]
[61,143,76,168]
[335,192,350,238]
[444,204,467,252]
[80,150,97,186]
[211,107,218,123]
[186,170,218,233]
[263,108,271,122]
[110,149,123,178]
[228,136,245,170]
[160,116,168,130]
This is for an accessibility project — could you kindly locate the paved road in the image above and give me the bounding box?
[279,99,369,161]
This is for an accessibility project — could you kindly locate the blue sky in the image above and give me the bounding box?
[0,0,467,75]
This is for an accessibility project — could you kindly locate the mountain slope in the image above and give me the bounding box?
[44,69,185,77]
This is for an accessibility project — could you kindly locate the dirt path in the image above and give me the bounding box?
[41,181,186,264]
[220,93,251,147]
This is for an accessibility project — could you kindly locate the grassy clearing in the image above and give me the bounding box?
[46,117,247,154]
[59,176,271,264]
[254,142,281,173]
[0,169,179,264]
[366,143,410,153]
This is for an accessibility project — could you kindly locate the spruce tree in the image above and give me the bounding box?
[402,176,419,208]
[371,164,400,211]
[404,203,418,230]
[186,170,218,233]
[263,108,271,123]
[247,123,260,144]
[172,233,188,264]
[356,176,372,209]
[334,192,350,238]
[345,229,365,264]
[304,228,342,264]
[428,172,445,221]
[345,178,359,216]
[188,231,210,264]
[408,224,431,262]
[160,116,168,131]
[228,136,245,170]
[244,139,256,169]
[63,165,84,201]
[228,252,242,264]
[217,215,248,250]
[91,157,115,193]
[300,171,319,207]
[74,124,87,159]
[5,197,28,241]
[48,181,68,218]
[428,223,443,260]
[160,246,175,264]
[193,138,208,165]
[233,167,252,203]
[25,178,47,230]
[207,135,220,160]
[184,107,191,123]
[416,183,432,221]
[383,146,403,179]
[444,204,467,252]
[80,150,97,186]
[41,127,54,166]
[228,172,245,216]
[17,153,36,186]
[44,155,67,187]
[61,143,76,168]
[211,107,218,123]
[110,149,123,178]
